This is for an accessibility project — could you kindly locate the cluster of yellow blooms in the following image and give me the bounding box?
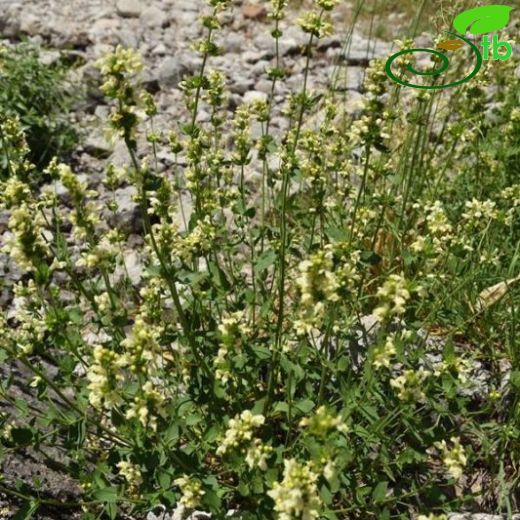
[267,458,321,520]
[299,405,348,437]
[390,367,431,401]
[174,475,205,509]
[87,334,166,431]
[3,203,49,272]
[297,246,339,307]
[500,183,520,207]
[116,460,143,496]
[296,12,334,39]
[461,198,498,228]
[372,333,397,370]
[373,273,412,321]
[244,438,273,471]
[294,246,339,336]
[269,0,288,20]
[217,410,265,455]
[51,160,101,240]
[171,216,217,264]
[346,59,390,147]
[3,176,31,207]
[86,344,125,410]
[96,45,143,79]
[217,410,269,470]
[500,184,520,226]
[214,310,250,384]
[296,0,338,39]
[75,238,118,270]
[433,356,473,385]
[95,45,144,144]
[424,201,453,254]
[8,281,47,356]
[434,436,468,480]
[0,115,32,175]
[125,381,165,431]
[294,245,359,335]
[120,316,162,374]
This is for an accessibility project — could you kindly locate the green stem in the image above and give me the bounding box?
[124,139,213,380]
[264,29,318,415]
[348,143,371,247]
[2,344,130,448]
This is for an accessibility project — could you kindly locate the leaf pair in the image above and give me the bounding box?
[453,5,514,35]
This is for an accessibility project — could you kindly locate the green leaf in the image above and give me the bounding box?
[203,425,219,443]
[453,5,513,35]
[163,423,180,447]
[273,401,289,415]
[252,345,272,360]
[252,398,266,415]
[355,485,372,503]
[203,489,222,509]
[0,349,8,363]
[162,490,177,507]
[203,475,219,487]
[208,261,231,290]
[379,508,391,520]
[185,413,202,426]
[14,399,29,416]
[326,226,349,241]
[67,307,84,324]
[213,380,227,399]
[511,371,520,389]
[252,474,264,494]
[105,502,118,520]
[280,357,305,382]
[244,289,256,305]
[255,250,277,273]
[372,481,388,504]
[93,465,110,488]
[295,399,315,414]
[93,486,118,503]
[320,483,333,505]
[397,447,425,466]
[10,427,33,447]
[12,499,39,520]
[158,472,172,490]
[327,473,340,493]
[237,480,250,496]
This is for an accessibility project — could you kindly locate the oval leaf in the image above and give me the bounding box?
[437,39,465,51]
[453,5,513,35]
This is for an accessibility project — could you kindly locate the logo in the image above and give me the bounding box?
[385,5,514,89]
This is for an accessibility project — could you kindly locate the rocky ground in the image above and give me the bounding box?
[0,0,390,175]
[0,0,517,519]
[0,0,394,307]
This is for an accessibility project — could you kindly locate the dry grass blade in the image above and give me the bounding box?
[475,276,520,312]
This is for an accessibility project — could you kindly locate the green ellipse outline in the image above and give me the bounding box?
[384,31,483,89]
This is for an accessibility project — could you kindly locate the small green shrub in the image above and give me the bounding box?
[0,43,78,177]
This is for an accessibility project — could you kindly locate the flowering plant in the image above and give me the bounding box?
[1,1,520,519]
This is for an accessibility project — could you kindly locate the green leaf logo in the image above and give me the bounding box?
[453,5,513,35]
